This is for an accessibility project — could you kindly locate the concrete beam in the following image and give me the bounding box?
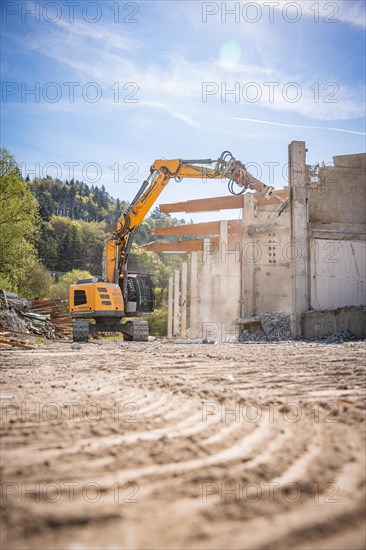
[142,237,226,253]
[141,240,204,252]
[257,189,289,205]
[151,219,242,237]
[160,195,244,213]
[159,190,288,214]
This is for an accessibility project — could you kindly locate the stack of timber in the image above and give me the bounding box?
[0,291,72,349]
[31,298,72,338]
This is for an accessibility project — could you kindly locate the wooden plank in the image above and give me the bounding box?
[151,219,242,237]
[0,336,35,350]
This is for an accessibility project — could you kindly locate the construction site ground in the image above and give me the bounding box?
[1,339,365,550]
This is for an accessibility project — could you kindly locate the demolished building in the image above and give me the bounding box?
[143,141,366,341]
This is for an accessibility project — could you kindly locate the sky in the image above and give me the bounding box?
[1,0,365,222]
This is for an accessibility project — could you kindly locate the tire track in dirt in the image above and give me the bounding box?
[1,340,365,550]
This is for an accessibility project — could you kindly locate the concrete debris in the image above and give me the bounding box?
[71,343,82,350]
[239,311,292,342]
[324,331,356,344]
[260,312,292,340]
[239,329,267,342]
[0,309,30,334]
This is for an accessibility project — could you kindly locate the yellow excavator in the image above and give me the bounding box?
[69,151,287,341]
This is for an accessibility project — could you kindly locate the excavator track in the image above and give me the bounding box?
[72,319,149,342]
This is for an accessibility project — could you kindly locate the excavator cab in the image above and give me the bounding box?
[125,273,155,314]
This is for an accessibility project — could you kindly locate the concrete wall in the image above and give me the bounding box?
[167,143,365,341]
[244,198,291,316]
[303,307,366,340]
[293,144,366,338]
[308,153,366,229]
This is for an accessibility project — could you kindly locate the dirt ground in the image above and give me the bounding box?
[0,339,365,550]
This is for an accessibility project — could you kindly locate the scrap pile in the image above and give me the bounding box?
[31,298,72,339]
[0,291,72,349]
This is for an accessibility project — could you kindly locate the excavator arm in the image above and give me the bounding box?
[103,151,287,302]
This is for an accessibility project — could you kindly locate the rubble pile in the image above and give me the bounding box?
[0,291,72,348]
[324,330,356,344]
[239,328,267,342]
[239,311,292,342]
[31,298,72,338]
[260,311,292,340]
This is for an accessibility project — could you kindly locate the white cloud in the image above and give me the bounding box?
[232,117,366,135]
[256,0,366,28]
[9,4,366,131]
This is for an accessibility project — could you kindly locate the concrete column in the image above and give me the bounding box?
[220,221,228,335]
[167,276,173,339]
[289,141,308,337]
[173,269,180,337]
[190,252,198,339]
[242,194,256,317]
[202,238,211,337]
[180,262,187,339]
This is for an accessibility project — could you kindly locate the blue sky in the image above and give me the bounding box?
[1,0,365,222]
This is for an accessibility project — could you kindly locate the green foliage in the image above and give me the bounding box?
[1,147,190,337]
[47,269,93,300]
[30,177,127,225]
[148,287,169,336]
[31,178,190,278]
[0,147,51,298]
[129,244,173,288]
[58,222,82,271]
[149,307,168,336]
[135,207,189,245]
[37,215,105,275]
[17,263,53,299]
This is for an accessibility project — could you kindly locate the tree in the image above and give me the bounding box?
[0,147,50,298]
[38,190,56,221]
[58,222,83,271]
[47,269,93,300]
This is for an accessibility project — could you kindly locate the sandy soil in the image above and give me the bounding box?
[0,339,365,550]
